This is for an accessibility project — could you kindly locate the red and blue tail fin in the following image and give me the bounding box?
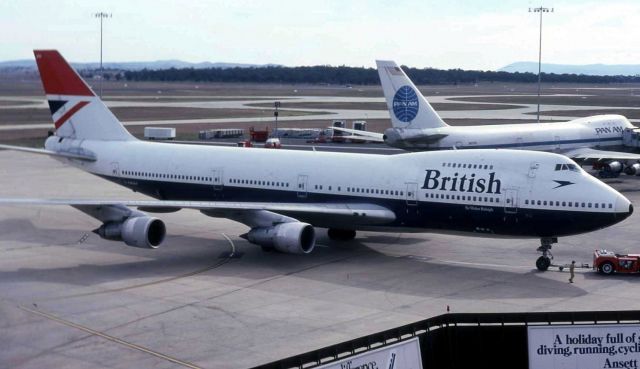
[34,50,134,141]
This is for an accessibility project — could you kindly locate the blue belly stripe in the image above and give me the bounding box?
[454,136,621,150]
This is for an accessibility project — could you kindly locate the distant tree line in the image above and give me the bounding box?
[123,65,640,84]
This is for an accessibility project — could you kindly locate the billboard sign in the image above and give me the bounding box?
[528,324,640,369]
[315,337,422,369]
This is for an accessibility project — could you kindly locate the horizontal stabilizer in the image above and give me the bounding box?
[0,144,96,161]
[331,127,384,142]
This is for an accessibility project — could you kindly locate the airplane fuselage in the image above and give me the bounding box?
[387,114,634,152]
[45,136,631,239]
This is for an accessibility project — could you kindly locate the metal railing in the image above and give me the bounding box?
[252,310,640,369]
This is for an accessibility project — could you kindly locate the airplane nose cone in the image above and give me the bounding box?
[615,195,633,221]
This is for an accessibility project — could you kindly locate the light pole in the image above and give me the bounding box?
[94,12,112,98]
[529,6,553,123]
[274,101,281,137]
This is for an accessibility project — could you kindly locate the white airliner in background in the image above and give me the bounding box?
[335,60,640,176]
[0,50,634,271]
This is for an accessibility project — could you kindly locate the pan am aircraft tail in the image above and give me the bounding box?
[376,60,448,130]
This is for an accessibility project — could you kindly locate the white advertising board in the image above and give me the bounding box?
[528,324,640,369]
[315,337,422,369]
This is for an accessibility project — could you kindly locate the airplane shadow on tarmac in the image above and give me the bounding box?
[0,218,589,302]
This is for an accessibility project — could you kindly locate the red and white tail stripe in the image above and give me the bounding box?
[33,50,133,141]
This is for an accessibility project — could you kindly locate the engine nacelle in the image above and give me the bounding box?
[95,216,166,249]
[244,222,315,254]
[625,163,640,175]
[605,161,623,173]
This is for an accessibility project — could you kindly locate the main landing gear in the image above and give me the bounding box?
[536,237,557,271]
[327,229,356,241]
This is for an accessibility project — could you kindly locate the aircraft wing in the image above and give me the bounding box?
[0,198,396,228]
[562,147,640,162]
[0,144,96,161]
[331,127,384,142]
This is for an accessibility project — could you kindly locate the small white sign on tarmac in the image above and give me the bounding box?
[528,324,640,369]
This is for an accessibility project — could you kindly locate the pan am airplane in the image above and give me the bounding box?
[334,60,640,177]
[0,50,634,271]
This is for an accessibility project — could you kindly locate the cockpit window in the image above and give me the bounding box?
[555,163,580,172]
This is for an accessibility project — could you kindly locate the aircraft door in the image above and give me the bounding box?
[405,182,418,206]
[110,162,120,177]
[528,162,539,178]
[212,168,224,191]
[554,135,562,151]
[297,175,308,198]
[504,189,518,214]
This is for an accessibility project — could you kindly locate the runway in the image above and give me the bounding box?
[2,92,640,132]
[2,150,640,368]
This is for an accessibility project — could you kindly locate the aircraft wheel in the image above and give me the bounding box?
[536,256,551,271]
[600,262,615,275]
[327,228,356,241]
[261,246,273,252]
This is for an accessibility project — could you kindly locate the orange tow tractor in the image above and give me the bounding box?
[593,249,640,275]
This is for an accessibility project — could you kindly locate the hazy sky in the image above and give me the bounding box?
[1,0,638,70]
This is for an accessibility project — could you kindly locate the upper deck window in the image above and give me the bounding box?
[555,163,580,172]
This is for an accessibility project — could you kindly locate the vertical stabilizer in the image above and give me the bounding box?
[376,60,448,129]
[34,50,134,141]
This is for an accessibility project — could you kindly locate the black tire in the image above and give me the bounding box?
[536,256,551,271]
[327,228,356,241]
[599,262,615,275]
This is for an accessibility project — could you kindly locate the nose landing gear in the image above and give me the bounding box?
[536,237,557,271]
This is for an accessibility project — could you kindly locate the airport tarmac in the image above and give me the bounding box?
[2,150,640,368]
[2,91,640,133]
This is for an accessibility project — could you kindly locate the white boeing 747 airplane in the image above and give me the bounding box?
[335,60,640,176]
[0,51,634,271]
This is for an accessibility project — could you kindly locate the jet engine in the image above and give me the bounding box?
[94,216,166,249]
[243,222,316,254]
[605,161,623,173]
[625,163,640,176]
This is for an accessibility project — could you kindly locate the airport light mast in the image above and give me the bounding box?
[529,6,553,123]
[94,12,112,98]
[274,101,281,137]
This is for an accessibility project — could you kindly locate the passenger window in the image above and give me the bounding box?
[525,200,529,205]
[562,202,566,206]
[543,201,547,206]
[537,200,541,205]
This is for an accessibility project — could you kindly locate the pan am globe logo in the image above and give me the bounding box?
[392,85,419,122]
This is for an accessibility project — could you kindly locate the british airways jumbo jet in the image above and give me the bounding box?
[336,60,640,176]
[0,50,634,271]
